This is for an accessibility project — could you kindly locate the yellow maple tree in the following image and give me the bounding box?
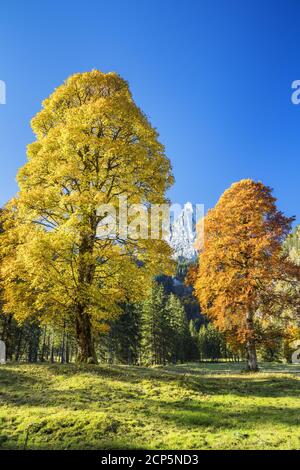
[0,70,174,363]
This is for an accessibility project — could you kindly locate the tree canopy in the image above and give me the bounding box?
[0,70,174,363]
[192,179,300,371]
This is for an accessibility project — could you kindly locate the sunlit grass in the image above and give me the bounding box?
[0,362,299,449]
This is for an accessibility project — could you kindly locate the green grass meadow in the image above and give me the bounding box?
[0,362,299,450]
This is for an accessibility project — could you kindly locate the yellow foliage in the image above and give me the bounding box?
[0,71,174,360]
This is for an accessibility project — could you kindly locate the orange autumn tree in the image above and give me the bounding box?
[193,179,300,371]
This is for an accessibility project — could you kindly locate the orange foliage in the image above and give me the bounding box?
[194,179,300,347]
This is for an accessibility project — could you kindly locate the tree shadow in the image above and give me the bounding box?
[156,398,300,431]
[0,363,299,409]
[1,363,300,449]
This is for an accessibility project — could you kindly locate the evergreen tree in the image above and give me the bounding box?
[198,324,224,361]
[165,293,186,363]
[141,283,167,365]
[106,303,141,365]
[140,284,198,365]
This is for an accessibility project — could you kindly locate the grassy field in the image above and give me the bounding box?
[0,362,299,450]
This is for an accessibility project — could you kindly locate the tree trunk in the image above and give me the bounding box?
[75,229,98,364]
[246,311,259,372]
[28,323,40,363]
[246,338,258,371]
[40,326,47,362]
[50,332,54,363]
[61,321,66,364]
[15,328,23,362]
[127,348,132,366]
[65,334,70,363]
[75,307,97,364]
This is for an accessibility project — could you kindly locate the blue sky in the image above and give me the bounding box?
[0,0,299,223]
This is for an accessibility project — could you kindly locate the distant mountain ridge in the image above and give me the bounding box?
[167,202,197,260]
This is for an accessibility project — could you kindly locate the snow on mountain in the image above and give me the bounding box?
[167,202,197,260]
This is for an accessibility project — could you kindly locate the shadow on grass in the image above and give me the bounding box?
[0,363,299,407]
[157,399,300,431]
[1,363,300,450]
